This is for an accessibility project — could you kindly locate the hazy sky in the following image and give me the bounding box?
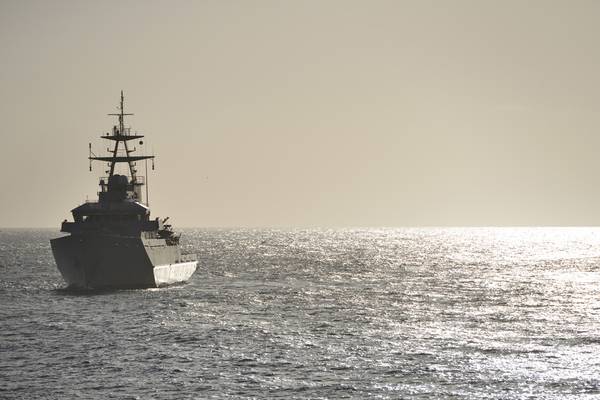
[1,0,600,227]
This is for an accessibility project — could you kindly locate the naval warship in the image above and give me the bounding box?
[51,92,198,289]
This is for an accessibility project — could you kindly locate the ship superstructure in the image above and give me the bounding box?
[51,92,197,289]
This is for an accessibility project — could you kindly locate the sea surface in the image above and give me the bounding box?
[1,228,600,399]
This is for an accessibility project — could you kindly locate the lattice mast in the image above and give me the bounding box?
[89,91,155,203]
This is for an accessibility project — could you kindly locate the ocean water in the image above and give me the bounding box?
[1,228,600,399]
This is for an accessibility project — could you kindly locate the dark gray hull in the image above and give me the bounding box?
[50,234,197,289]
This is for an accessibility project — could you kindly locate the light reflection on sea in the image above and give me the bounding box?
[1,227,600,399]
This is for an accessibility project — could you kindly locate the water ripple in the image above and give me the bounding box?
[1,228,600,398]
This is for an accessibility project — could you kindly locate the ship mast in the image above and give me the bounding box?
[89,91,154,202]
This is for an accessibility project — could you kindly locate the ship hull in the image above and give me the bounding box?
[153,262,198,287]
[50,234,197,289]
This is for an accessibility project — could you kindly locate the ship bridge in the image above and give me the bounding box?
[71,199,149,223]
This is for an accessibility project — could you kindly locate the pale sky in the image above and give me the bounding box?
[1,0,600,227]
